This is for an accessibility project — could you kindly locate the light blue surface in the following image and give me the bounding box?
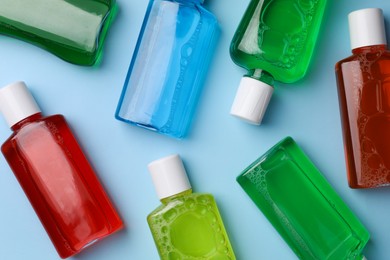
[0,0,390,259]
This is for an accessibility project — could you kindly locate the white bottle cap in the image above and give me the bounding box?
[230,76,274,125]
[348,8,387,50]
[0,81,41,128]
[148,154,192,200]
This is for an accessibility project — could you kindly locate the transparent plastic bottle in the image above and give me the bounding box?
[0,82,123,258]
[0,0,117,65]
[336,8,390,188]
[147,154,235,259]
[230,0,326,124]
[116,0,218,139]
[237,137,369,259]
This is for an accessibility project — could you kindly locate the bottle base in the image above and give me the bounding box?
[349,182,390,189]
[60,223,123,259]
[115,114,185,139]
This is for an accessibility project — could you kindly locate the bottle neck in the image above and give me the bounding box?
[352,44,387,54]
[246,69,275,87]
[160,189,192,204]
[11,113,42,131]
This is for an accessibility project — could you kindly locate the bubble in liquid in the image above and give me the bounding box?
[161,226,168,234]
[184,46,193,57]
[206,211,217,223]
[362,139,375,153]
[185,198,195,209]
[198,205,208,215]
[181,59,188,66]
[216,233,226,245]
[212,252,231,260]
[168,251,181,260]
[163,208,177,222]
[298,0,316,11]
[198,195,211,204]
[367,153,383,170]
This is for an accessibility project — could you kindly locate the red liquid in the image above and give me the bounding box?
[336,45,390,188]
[1,113,123,258]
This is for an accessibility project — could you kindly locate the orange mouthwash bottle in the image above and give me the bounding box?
[336,8,390,188]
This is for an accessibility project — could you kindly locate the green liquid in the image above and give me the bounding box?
[230,0,326,83]
[237,137,369,259]
[147,190,236,259]
[0,0,117,65]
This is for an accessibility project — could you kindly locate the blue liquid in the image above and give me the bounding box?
[116,0,218,138]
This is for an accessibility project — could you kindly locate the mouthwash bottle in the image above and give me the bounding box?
[147,154,235,259]
[237,137,369,259]
[0,82,123,258]
[116,0,218,139]
[336,8,390,188]
[230,0,327,124]
[0,0,117,65]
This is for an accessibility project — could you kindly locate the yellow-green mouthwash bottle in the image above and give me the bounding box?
[237,137,369,259]
[230,0,327,124]
[147,154,236,259]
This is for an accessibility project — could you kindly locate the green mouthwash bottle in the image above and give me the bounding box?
[237,137,369,259]
[147,154,236,259]
[0,0,117,65]
[230,0,327,124]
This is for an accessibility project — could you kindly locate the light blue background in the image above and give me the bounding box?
[0,0,390,259]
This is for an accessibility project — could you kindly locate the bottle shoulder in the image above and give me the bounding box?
[1,114,67,151]
[147,193,215,220]
[153,0,217,21]
[16,114,66,131]
[336,50,390,69]
[195,4,217,22]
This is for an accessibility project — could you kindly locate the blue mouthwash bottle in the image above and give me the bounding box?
[116,0,218,138]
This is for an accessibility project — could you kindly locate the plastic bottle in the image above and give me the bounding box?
[0,82,123,258]
[147,154,235,259]
[237,137,369,259]
[336,8,390,189]
[0,0,117,65]
[230,0,326,124]
[115,0,218,139]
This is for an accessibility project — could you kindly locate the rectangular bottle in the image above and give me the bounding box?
[237,137,369,259]
[229,0,327,124]
[147,154,235,259]
[115,0,218,138]
[0,0,117,65]
[0,82,123,259]
[335,8,390,188]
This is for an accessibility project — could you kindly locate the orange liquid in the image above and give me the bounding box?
[1,113,123,258]
[336,45,390,188]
